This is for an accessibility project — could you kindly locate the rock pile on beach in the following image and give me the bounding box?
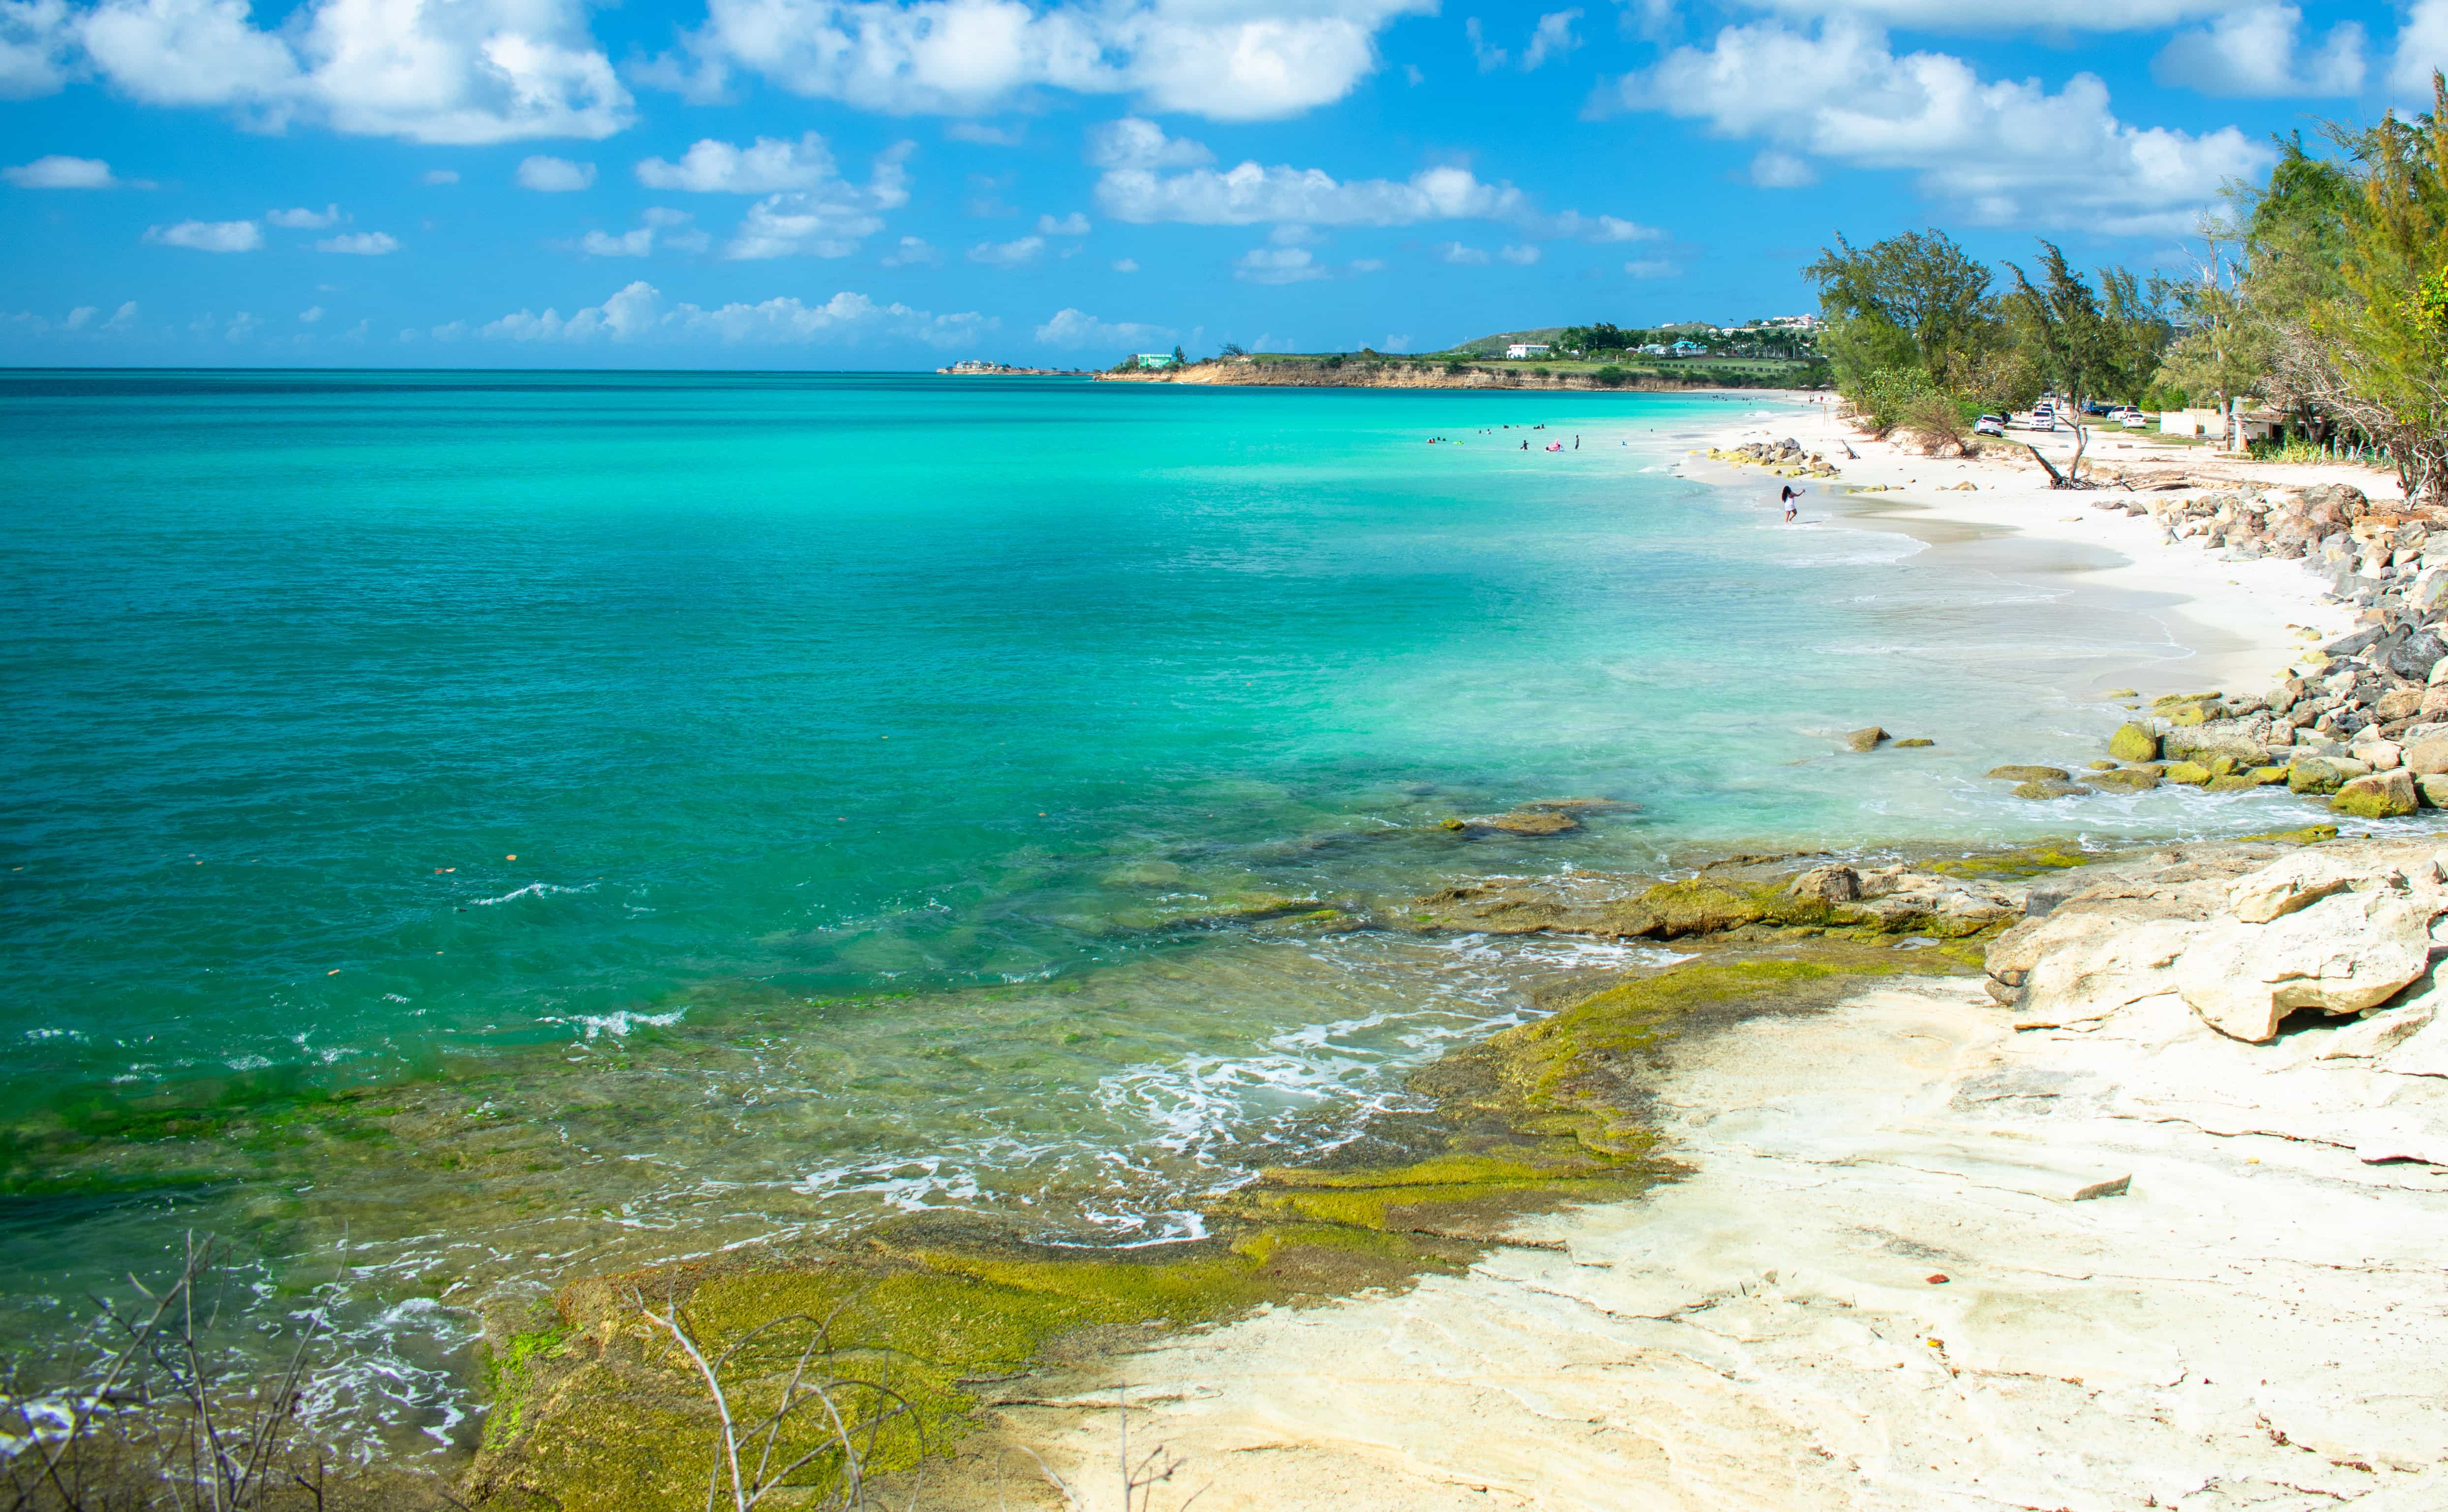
[1708,438,1841,478]
[2012,476,2448,817]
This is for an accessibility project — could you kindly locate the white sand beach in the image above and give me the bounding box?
[1693,397,2390,700]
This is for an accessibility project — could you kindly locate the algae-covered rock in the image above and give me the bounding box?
[2332,769,2418,818]
[1479,809,1582,836]
[2013,779,2092,800]
[2086,760,2119,771]
[2102,687,2139,698]
[2107,723,2161,762]
[2247,766,2291,785]
[1893,738,1935,748]
[2161,762,2214,786]
[2206,774,2262,792]
[2288,758,2346,795]
[2086,768,2160,793]
[2168,703,2212,727]
[1842,726,1888,752]
[1988,765,2072,782]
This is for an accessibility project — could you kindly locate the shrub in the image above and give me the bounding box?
[1903,389,1974,456]
[1593,365,1628,387]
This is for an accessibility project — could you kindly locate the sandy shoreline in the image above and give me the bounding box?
[1692,395,2378,700]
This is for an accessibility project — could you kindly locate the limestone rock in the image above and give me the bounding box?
[2107,723,2160,762]
[2422,774,2448,808]
[2353,739,2404,771]
[2226,850,2362,923]
[1842,727,1888,753]
[2177,889,2433,1041]
[2405,736,2448,776]
[1785,864,1861,904]
[1892,737,1935,748]
[2376,686,2426,723]
[2161,761,2213,785]
[2332,769,2418,819]
[1988,765,2072,782]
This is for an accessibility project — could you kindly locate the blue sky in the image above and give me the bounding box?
[3,0,2443,367]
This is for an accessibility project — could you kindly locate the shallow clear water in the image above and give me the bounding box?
[0,369,2321,1446]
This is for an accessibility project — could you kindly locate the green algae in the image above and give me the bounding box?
[1920,843,2092,879]
[469,936,1981,1511]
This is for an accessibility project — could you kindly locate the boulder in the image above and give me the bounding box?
[2352,739,2404,771]
[1842,726,1888,752]
[1987,765,2072,781]
[2087,768,2160,793]
[2227,850,2362,923]
[2014,779,2092,800]
[2288,758,2346,795]
[2332,769,2419,818]
[2107,723,2160,762]
[2388,630,2447,681]
[1786,864,1861,904]
[1892,737,1936,747]
[2422,774,2448,808]
[2377,686,2427,723]
[2161,761,2213,785]
[2177,888,2433,1041]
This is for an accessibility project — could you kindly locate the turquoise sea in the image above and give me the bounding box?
[0,369,2297,1448]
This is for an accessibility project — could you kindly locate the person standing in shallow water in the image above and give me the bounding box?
[1781,483,1801,523]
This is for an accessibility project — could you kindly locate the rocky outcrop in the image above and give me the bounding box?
[1988,838,2448,1046]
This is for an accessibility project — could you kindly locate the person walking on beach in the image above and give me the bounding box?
[1781,483,1801,523]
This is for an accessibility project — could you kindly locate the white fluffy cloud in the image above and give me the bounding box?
[968,233,1043,265]
[70,0,631,142]
[316,230,397,253]
[1092,116,1525,226]
[2393,0,2448,96]
[1036,209,1089,235]
[1468,8,1577,72]
[1728,0,2229,31]
[1,0,79,97]
[578,207,707,257]
[1748,148,1816,187]
[1033,306,1172,347]
[517,154,596,191]
[475,279,993,346]
[4,152,118,186]
[656,0,1433,122]
[636,133,839,192]
[144,217,260,251]
[2153,3,2363,96]
[1437,241,1488,264]
[299,304,323,322]
[1234,245,1328,283]
[1623,257,1679,278]
[1617,16,2270,233]
[267,203,339,227]
[721,141,910,259]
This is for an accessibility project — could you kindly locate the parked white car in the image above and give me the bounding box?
[1974,414,2006,437]
[2120,410,2150,429]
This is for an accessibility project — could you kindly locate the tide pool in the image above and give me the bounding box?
[0,369,2288,1446]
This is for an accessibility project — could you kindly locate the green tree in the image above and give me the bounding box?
[1805,230,1999,392]
[2319,74,2448,501]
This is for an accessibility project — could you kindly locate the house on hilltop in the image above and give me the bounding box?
[1131,352,1176,369]
[1505,342,1551,359]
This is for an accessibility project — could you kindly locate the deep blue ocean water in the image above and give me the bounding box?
[0,369,2301,1445]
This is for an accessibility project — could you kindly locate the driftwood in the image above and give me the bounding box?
[2023,423,2096,490]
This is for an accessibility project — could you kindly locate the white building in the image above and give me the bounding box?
[1505,342,1551,359]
